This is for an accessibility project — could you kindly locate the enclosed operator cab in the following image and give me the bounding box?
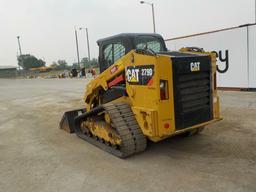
[97,33,168,73]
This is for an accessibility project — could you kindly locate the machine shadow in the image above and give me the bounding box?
[138,133,220,159]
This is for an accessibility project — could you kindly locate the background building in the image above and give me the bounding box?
[166,23,256,90]
[0,66,17,78]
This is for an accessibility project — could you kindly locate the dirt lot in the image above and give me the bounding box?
[0,79,256,192]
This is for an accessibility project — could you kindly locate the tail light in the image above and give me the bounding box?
[160,80,169,100]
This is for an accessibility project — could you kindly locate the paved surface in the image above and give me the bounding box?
[0,79,256,192]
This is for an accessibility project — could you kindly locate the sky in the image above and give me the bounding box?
[0,0,255,66]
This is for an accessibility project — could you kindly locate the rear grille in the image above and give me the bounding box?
[172,55,213,130]
[179,72,210,113]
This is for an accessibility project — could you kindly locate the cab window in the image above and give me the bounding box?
[103,44,113,66]
[103,42,125,68]
[135,36,164,53]
[113,43,125,62]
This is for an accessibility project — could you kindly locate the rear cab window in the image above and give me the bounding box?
[135,36,165,53]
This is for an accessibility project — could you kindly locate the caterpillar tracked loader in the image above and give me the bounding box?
[60,33,222,158]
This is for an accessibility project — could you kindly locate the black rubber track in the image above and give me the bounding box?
[74,103,147,158]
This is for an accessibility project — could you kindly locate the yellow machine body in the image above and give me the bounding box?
[84,50,221,142]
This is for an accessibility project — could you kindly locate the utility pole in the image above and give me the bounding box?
[74,27,80,69]
[140,1,156,33]
[86,28,91,61]
[79,27,91,61]
[151,3,156,33]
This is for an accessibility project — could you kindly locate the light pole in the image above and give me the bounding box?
[16,36,22,70]
[140,1,156,33]
[16,36,22,55]
[74,26,80,69]
[79,27,91,61]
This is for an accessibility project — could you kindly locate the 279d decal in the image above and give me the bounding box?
[126,65,154,85]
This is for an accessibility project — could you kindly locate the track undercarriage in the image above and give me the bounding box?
[60,103,147,158]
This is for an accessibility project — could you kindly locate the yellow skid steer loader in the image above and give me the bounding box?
[60,33,222,158]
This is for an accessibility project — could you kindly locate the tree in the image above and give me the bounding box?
[80,57,99,68]
[72,62,79,69]
[51,60,70,70]
[81,57,90,68]
[18,54,45,70]
[50,62,58,69]
[90,58,99,68]
[57,60,68,70]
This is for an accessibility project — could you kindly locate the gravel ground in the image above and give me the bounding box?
[0,79,255,192]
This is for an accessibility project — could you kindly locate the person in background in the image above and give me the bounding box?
[81,67,86,77]
[70,68,78,78]
[91,67,96,78]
